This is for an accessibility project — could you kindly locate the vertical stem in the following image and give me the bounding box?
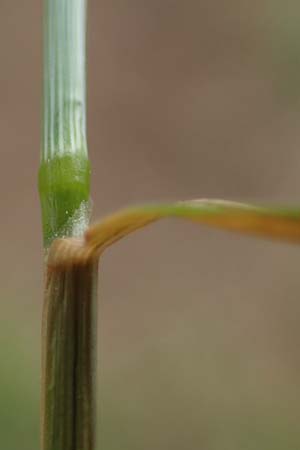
[39,0,90,248]
[43,0,87,161]
[39,1,97,450]
[41,258,98,450]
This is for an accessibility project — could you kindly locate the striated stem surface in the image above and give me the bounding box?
[39,2,96,449]
[40,0,90,248]
[42,0,87,161]
[41,252,98,450]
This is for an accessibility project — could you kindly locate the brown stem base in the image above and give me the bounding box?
[41,256,98,450]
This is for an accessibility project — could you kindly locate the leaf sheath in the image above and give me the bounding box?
[41,257,98,450]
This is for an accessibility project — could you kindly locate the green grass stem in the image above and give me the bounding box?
[39,0,90,248]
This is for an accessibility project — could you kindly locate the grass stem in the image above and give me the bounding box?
[39,2,96,449]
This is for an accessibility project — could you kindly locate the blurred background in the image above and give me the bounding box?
[1,1,300,448]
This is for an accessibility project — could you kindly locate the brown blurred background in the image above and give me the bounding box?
[1,1,300,449]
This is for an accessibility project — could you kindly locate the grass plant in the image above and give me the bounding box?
[39,1,300,449]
